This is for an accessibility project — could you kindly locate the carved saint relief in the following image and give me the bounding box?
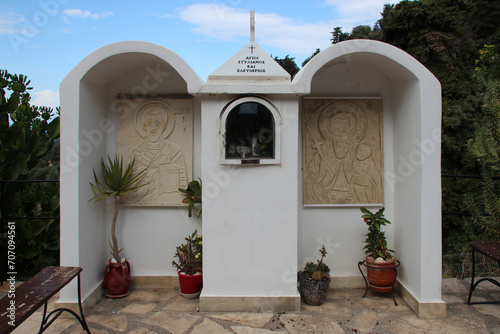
[302,99,383,206]
[115,97,193,207]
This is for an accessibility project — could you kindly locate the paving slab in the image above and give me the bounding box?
[474,304,500,318]
[349,310,389,333]
[119,302,157,315]
[190,318,232,334]
[161,294,199,312]
[281,314,345,334]
[232,326,283,334]
[5,279,500,333]
[86,314,128,332]
[141,310,200,333]
[209,312,273,327]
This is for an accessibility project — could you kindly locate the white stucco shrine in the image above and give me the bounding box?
[59,13,445,318]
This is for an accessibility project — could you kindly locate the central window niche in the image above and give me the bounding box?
[220,96,281,165]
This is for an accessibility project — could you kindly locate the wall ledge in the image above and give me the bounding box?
[396,281,446,319]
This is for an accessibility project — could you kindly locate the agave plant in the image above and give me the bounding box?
[178,179,202,218]
[90,155,147,261]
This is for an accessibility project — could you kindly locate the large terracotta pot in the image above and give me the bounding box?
[365,256,397,292]
[104,259,131,298]
[178,271,203,296]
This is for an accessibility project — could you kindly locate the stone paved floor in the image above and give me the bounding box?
[6,278,500,333]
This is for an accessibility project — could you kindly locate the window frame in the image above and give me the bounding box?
[219,96,282,165]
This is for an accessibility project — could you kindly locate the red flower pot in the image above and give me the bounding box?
[178,271,203,295]
[104,259,131,298]
[365,256,397,292]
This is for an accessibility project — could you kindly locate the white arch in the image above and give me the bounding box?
[59,41,203,305]
[294,39,445,317]
[61,40,204,93]
[293,39,440,93]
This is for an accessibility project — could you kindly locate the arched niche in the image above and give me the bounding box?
[293,40,444,318]
[59,41,204,305]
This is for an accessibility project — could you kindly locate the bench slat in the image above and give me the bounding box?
[0,266,82,333]
[470,241,500,263]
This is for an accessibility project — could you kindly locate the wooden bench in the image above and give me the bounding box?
[0,266,90,334]
[467,241,500,305]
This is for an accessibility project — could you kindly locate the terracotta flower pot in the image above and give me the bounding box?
[178,271,203,296]
[365,256,397,292]
[104,259,131,298]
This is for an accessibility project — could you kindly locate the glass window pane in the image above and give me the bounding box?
[225,102,275,159]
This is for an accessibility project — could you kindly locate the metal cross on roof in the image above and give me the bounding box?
[250,10,255,43]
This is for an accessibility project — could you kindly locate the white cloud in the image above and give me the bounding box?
[0,12,39,36]
[176,4,333,55]
[32,89,59,111]
[323,0,388,28]
[0,13,24,34]
[62,9,114,20]
[152,12,174,19]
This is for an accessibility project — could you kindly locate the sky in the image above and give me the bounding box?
[1,0,390,110]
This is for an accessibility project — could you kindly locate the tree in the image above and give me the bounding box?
[465,45,500,237]
[90,156,147,262]
[273,55,300,78]
[331,27,351,44]
[0,70,59,181]
[375,0,483,252]
[350,25,382,41]
[0,70,60,279]
[469,0,500,46]
[302,48,321,67]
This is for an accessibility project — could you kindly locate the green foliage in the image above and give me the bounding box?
[465,45,500,236]
[469,0,500,46]
[179,179,202,218]
[172,229,202,276]
[89,155,147,202]
[361,207,394,260]
[0,69,59,181]
[273,55,300,78]
[301,245,330,280]
[29,140,60,180]
[356,0,500,252]
[302,48,321,68]
[6,182,60,279]
[89,155,147,261]
[331,27,351,44]
[331,25,382,45]
[0,70,60,279]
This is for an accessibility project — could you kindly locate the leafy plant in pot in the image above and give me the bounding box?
[298,245,331,305]
[172,230,203,298]
[361,207,397,292]
[90,155,147,298]
[178,179,202,218]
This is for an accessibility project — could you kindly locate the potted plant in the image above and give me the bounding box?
[90,155,147,298]
[172,229,203,298]
[178,179,202,218]
[361,207,397,292]
[298,245,331,305]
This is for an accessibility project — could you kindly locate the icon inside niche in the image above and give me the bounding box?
[303,100,384,206]
[115,97,193,207]
[225,102,275,160]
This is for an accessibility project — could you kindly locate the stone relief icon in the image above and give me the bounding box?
[303,99,383,205]
[116,97,193,207]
